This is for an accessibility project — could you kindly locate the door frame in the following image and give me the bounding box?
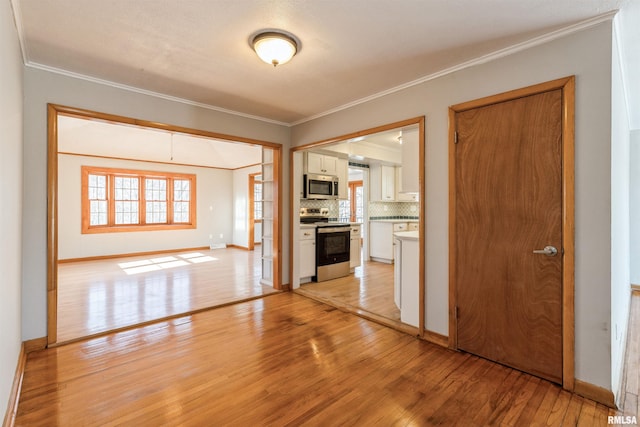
[289,116,426,336]
[347,180,364,223]
[448,76,575,390]
[46,104,283,345]
[248,172,262,251]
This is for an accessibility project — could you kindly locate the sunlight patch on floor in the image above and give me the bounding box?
[120,253,218,275]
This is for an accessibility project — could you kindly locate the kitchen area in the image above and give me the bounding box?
[293,123,422,330]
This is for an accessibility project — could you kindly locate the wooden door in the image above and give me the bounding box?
[453,88,564,383]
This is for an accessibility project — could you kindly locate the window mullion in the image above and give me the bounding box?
[108,174,115,226]
[168,178,174,224]
[140,177,147,225]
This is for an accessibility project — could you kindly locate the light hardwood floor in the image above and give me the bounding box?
[619,290,640,417]
[297,259,402,326]
[57,247,277,343]
[16,291,631,426]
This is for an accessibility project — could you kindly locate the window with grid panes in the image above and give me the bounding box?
[173,179,191,223]
[81,166,195,233]
[253,175,262,221]
[145,178,167,224]
[88,174,108,226]
[114,176,139,224]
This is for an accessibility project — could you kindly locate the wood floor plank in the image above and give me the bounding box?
[528,382,562,423]
[576,398,596,425]
[14,292,621,426]
[498,376,541,425]
[57,247,275,342]
[625,294,640,396]
[297,259,400,323]
[424,356,503,424]
[562,393,585,426]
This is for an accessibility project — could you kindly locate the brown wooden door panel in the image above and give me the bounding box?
[455,89,563,383]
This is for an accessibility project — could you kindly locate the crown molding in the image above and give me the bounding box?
[290,10,618,127]
[13,4,617,129]
[9,0,28,64]
[24,61,290,127]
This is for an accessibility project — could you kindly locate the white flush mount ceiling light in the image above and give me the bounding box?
[251,30,299,67]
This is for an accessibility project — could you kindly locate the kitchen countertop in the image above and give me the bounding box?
[300,224,317,229]
[394,230,419,241]
[370,219,419,223]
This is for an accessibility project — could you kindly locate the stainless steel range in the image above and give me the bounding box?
[300,208,351,281]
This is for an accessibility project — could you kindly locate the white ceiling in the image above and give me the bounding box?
[58,115,263,169]
[12,0,640,127]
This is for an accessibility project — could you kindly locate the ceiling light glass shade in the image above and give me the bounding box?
[252,32,298,66]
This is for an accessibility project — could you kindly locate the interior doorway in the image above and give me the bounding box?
[47,104,283,344]
[343,176,364,223]
[290,117,425,336]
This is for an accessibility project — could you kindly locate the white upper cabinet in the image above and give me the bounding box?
[400,127,419,193]
[337,158,348,199]
[370,164,396,202]
[396,167,419,201]
[306,152,338,175]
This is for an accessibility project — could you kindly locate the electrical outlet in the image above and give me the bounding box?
[219,233,224,239]
[209,234,213,240]
[383,205,388,211]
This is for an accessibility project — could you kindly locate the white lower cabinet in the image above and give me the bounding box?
[369,221,407,263]
[394,238,401,308]
[399,237,419,327]
[350,224,361,270]
[300,227,316,280]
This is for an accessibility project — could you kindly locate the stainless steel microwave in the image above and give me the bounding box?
[303,174,339,199]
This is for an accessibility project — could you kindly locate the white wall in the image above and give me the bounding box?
[23,68,290,341]
[292,22,614,390]
[631,130,640,285]
[232,164,261,248]
[0,0,24,418]
[611,22,632,405]
[57,154,233,259]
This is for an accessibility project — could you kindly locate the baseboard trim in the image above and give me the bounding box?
[574,379,617,408]
[422,329,449,348]
[23,337,47,353]
[3,344,26,427]
[58,246,210,263]
[227,244,249,251]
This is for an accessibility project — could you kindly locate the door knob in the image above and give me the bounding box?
[532,246,558,257]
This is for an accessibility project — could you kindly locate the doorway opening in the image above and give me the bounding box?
[47,104,282,345]
[290,117,425,336]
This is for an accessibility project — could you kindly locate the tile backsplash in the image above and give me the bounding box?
[369,201,419,220]
[300,199,340,218]
[300,199,419,221]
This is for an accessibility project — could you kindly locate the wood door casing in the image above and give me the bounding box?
[453,89,564,383]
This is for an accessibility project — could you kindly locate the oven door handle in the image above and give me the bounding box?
[317,227,350,234]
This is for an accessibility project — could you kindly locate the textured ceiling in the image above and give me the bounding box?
[13,0,637,126]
